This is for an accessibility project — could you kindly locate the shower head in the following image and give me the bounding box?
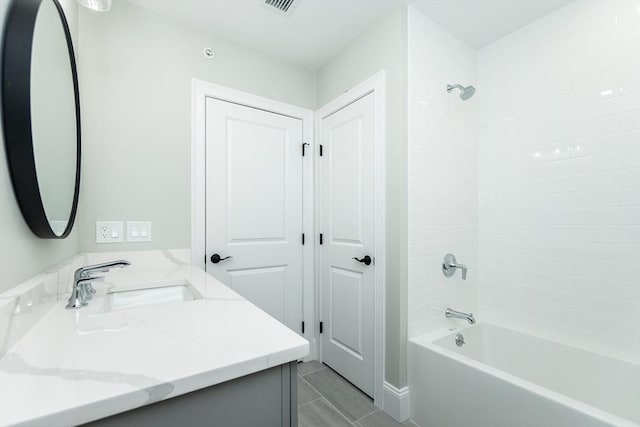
[447,84,475,100]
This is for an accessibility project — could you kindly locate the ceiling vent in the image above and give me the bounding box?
[263,0,300,16]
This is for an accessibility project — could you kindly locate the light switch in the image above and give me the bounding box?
[127,221,152,242]
[96,221,124,244]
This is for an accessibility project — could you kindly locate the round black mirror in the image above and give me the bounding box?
[2,0,81,238]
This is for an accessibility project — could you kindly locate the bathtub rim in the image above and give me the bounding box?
[409,322,640,427]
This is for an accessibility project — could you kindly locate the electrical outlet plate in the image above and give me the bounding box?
[96,221,124,244]
[127,221,152,242]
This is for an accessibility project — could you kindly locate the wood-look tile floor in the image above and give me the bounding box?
[297,361,417,427]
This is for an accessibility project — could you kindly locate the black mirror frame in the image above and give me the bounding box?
[2,0,81,239]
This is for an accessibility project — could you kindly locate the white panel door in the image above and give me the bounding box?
[320,93,375,396]
[205,97,303,334]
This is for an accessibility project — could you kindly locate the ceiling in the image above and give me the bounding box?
[127,0,401,70]
[408,0,573,48]
[126,0,572,70]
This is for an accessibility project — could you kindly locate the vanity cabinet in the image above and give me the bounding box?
[84,363,297,427]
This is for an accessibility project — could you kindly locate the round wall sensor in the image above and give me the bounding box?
[203,48,215,59]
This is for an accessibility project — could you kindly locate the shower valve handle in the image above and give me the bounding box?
[442,253,467,280]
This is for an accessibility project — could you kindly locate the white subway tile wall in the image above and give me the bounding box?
[407,6,478,338]
[477,1,640,362]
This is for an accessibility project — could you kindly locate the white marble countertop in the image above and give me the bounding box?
[0,250,309,426]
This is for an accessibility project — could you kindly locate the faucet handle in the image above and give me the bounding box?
[75,260,131,279]
[458,263,468,280]
[85,275,104,294]
[78,268,109,278]
[75,276,105,300]
[442,253,468,280]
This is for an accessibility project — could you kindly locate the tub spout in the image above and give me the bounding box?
[445,308,476,324]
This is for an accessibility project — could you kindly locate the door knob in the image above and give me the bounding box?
[352,255,372,266]
[210,253,233,264]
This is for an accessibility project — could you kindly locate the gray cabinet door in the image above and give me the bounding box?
[85,363,297,427]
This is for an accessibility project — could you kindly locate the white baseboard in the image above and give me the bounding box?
[383,381,410,422]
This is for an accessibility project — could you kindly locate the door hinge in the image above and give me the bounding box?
[302,142,309,157]
[319,144,324,156]
[319,233,323,245]
[302,321,305,334]
[204,254,207,264]
[302,233,305,245]
[319,321,323,334]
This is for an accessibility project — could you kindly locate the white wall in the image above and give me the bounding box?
[77,0,316,253]
[477,0,640,361]
[79,0,412,389]
[407,6,477,338]
[0,0,80,293]
[316,5,409,388]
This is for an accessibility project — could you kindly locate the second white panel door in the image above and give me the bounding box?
[319,93,376,396]
[205,97,304,335]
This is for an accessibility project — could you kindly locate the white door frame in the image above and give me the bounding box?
[315,71,386,407]
[191,79,316,359]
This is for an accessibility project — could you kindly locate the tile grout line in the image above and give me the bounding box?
[300,364,328,377]
[297,396,323,410]
[298,374,351,423]
[299,374,323,400]
[300,363,384,425]
[317,396,357,426]
[352,408,380,424]
[300,371,357,425]
[300,395,355,426]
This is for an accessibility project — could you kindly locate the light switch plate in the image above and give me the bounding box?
[96,221,124,244]
[127,221,152,242]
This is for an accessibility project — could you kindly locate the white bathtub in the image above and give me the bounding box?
[408,323,640,427]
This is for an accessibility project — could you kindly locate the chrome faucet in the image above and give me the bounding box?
[66,260,131,309]
[442,254,468,280]
[445,308,476,324]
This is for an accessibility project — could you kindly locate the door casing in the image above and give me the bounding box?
[191,72,386,406]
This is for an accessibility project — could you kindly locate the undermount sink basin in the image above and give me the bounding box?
[105,282,203,311]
